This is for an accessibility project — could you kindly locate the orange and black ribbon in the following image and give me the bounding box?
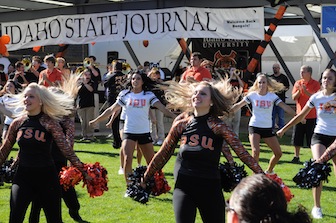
[247,5,287,75]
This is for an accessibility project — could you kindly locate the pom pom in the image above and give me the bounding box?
[82,162,108,198]
[266,173,294,203]
[126,166,171,203]
[293,160,332,189]
[0,157,17,185]
[59,166,83,190]
[151,170,171,196]
[219,162,248,192]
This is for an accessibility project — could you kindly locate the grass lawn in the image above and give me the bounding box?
[0,133,335,223]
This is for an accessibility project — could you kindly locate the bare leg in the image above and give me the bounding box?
[294,145,301,158]
[264,136,282,173]
[136,143,143,166]
[122,139,137,185]
[138,143,155,165]
[311,144,327,208]
[248,133,261,162]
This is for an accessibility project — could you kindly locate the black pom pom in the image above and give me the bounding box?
[293,160,332,189]
[0,157,16,186]
[219,162,248,192]
[126,166,154,204]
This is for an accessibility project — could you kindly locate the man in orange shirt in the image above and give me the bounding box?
[291,65,320,163]
[39,55,62,87]
[180,52,212,83]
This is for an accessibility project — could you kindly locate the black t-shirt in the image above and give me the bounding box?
[104,71,124,104]
[270,73,290,102]
[77,80,95,108]
[17,113,54,167]
[174,113,223,179]
[89,66,101,93]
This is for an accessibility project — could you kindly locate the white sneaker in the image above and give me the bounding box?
[118,167,124,175]
[156,140,163,146]
[264,170,275,175]
[311,207,323,219]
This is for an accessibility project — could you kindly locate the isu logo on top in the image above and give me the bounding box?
[255,100,272,109]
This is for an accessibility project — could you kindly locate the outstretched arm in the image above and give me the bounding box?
[89,102,121,126]
[153,101,177,119]
[231,99,247,113]
[277,104,311,138]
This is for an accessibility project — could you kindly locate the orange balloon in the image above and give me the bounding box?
[59,44,66,47]
[0,44,7,54]
[143,40,149,47]
[33,46,41,52]
[91,42,96,46]
[0,35,10,44]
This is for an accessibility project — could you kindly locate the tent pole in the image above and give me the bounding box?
[171,38,192,77]
[268,39,295,85]
[123,41,141,67]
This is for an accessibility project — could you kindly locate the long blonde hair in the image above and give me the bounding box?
[248,73,285,93]
[164,79,241,117]
[15,83,74,120]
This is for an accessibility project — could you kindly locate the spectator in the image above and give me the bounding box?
[26,55,45,81]
[270,63,290,130]
[56,57,71,80]
[290,65,320,163]
[180,52,212,83]
[0,63,7,86]
[148,68,166,145]
[8,61,29,89]
[86,56,101,133]
[38,54,63,87]
[77,69,95,142]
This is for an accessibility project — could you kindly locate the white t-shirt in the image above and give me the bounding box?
[0,94,20,125]
[117,90,158,134]
[308,91,336,136]
[244,92,282,128]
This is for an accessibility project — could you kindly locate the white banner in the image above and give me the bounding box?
[1,7,264,51]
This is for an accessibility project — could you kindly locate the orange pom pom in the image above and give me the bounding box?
[59,166,83,190]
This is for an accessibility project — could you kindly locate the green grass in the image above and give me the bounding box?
[0,133,335,223]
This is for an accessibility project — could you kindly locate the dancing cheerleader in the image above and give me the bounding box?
[231,73,295,174]
[89,71,176,192]
[0,83,89,222]
[277,68,336,219]
[142,80,263,223]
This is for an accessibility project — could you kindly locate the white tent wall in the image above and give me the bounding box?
[89,25,335,104]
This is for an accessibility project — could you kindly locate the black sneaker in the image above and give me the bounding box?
[291,157,300,164]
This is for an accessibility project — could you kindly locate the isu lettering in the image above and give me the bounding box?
[181,134,214,150]
[255,100,271,108]
[17,129,47,142]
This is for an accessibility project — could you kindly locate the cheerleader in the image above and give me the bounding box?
[277,68,336,219]
[231,73,295,174]
[89,71,176,191]
[142,80,263,223]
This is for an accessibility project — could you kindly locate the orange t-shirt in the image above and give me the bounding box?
[181,66,212,82]
[39,68,63,87]
[292,78,320,119]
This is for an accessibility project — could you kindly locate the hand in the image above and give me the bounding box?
[140,178,146,189]
[276,129,285,138]
[105,120,112,128]
[89,120,96,126]
[301,118,307,124]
